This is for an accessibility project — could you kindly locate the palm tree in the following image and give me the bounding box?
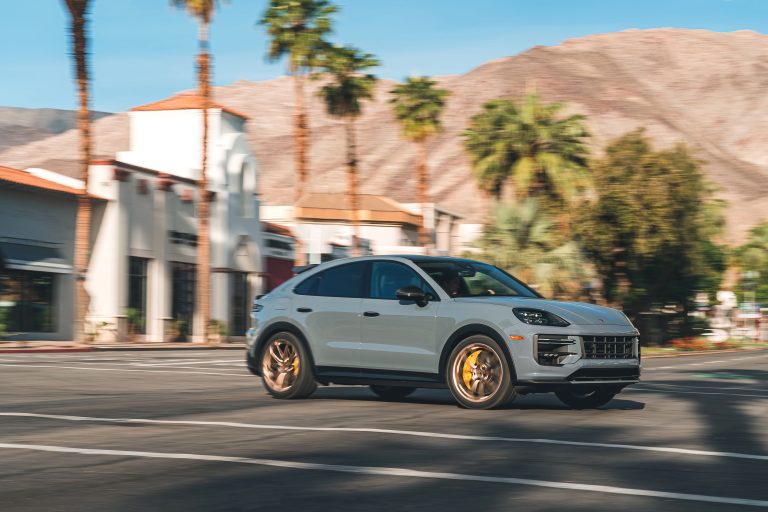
[260,0,337,204]
[477,199,591,298]
[317,45,379,256]
[390,77,449,252]
[63,0,92,343]
[464,92,590,207]
[172,0,219,343]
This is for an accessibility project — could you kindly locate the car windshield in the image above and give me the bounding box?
[414,260,541,299]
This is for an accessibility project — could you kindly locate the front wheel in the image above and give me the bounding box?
[260,332,317,399]
[369,385,416,400]
[446,335,516,409]
[555,387,617,409]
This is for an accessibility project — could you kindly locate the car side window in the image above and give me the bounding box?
[296,262,366,298]
[369,261,438,300]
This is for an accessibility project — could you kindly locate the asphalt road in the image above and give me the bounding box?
[0,348,766,512]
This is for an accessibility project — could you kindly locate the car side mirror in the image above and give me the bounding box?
[396,286,428,307]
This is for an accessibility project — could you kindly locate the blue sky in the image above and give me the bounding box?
[2,0,767,112]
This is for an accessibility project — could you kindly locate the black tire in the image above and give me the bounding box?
[446,335,516,409]
[260,332,317,399]
[555,386,617,409]
[369,385,416,400]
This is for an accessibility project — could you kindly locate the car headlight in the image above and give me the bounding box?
[513,308,570,327]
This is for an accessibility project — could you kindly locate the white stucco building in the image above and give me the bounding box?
[261,193,463,264]
[1,92,294,342]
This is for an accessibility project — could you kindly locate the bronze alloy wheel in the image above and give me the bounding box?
[260,332,317,399]
[447,335,515,409]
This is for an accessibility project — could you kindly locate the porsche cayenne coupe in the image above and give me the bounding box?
[246,256,640,409]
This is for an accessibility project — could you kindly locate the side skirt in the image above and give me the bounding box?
[315,366,446,389]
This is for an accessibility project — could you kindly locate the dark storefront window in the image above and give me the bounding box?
[0,270,55,332]
[171,262,196,339]
[230,272,248,336]
[127,257,148,334]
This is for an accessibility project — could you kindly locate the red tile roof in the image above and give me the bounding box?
[131,92,251,120]
[262,222,295,238]
[0,165,84,196]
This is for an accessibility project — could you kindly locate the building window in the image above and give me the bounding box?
[230,272,248,336]
[0,270,54,333]
[127,257,148,334]
[171,262,196,339]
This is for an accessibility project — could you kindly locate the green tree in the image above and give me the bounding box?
[735,222,768,303]
[317,45,379,256]
[260,0,337,203]
[578,129,726,319]
[463,92,590,206]
[63,0,92,343]
[390,77,450,250]
[172,0,221,343]
[475,199,592,298]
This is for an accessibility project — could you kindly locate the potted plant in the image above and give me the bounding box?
[208,319,227,346]
[126,308,144,343]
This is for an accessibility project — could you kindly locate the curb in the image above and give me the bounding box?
[0,347,93,354]
[0,344,245,354]
[643,346,767,359]
[91,345,245,351]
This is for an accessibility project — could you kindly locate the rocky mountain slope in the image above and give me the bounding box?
[3,28,768,242]
[0,107,111,152]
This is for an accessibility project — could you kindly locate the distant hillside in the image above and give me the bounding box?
[0,107,111,152]
[3,28,768,242]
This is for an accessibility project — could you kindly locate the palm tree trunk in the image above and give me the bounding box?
[291,71,309,266]
[294,72,309,203]
[66,0,92,344]
[417,140,430,253]
[196,22,211,343]
[346,119,360,256]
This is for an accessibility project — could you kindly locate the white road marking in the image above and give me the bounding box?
[0,363,248,378]
[0,442,766,507]
[642,382,768,392]
[3,412,766,462]
[132,359,243,367]
[643,353,768,372]
[628,387,768,398]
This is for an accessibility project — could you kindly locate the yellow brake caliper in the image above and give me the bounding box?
[462,350,482,389]
[292,357,300,375]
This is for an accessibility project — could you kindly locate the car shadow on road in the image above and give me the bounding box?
[306,385,646,410]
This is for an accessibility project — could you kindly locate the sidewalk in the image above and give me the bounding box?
[0,340,246,353]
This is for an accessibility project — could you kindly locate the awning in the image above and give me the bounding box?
[0,242,72,274]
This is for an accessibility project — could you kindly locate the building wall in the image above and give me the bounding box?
[86,109,263,342]
[0,187,77,340]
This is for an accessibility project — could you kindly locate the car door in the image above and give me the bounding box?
[292,261,366,370]
[360,260,441,374]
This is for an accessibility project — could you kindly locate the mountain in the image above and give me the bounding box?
[2,28,768,243]
[0,107,111,152]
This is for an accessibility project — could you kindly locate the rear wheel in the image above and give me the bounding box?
[446,335,516,409]
[555,387,617,409]
[260,332,317,399]
[369,385,416,400]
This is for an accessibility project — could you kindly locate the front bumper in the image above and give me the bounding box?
[508,324,641,386]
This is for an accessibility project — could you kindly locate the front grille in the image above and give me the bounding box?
[582,335,636,359]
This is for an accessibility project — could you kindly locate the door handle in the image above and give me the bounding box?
[363,311,380,317]
[297,307,313,313]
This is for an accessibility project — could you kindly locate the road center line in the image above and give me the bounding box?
[0,363,248,378]
[2,412,766,462]
[0,442,765,507]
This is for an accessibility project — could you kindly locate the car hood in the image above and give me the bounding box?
[453,297,631,326]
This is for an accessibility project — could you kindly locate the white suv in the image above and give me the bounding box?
[246,256,640,409]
